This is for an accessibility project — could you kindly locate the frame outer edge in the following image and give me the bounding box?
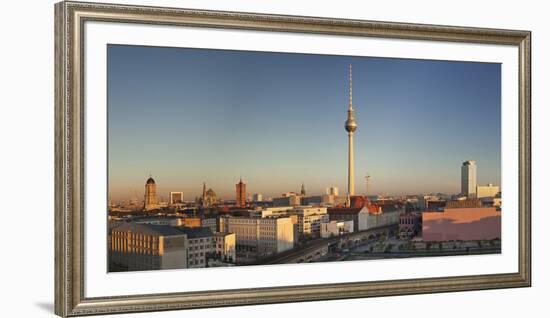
[54,1,68,317]
[520,32,532,286]
[54,1,532,316]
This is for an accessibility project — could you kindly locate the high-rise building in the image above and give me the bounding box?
[235,177,246,207]
[326,186,339,196]
[169,192,184,205]
[253,193,263,202]
[461,160,477,198]
[300,183,306,196]
[345,64,358,206]
[144,176,159,211]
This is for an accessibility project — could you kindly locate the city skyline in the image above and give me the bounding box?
[108,44,501,201]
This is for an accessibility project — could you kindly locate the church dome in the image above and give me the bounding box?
[146,177,155,184]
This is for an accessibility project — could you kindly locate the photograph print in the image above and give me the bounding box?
[107,44,502,272]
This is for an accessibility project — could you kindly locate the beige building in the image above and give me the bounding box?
[201,217,218,233]
[329,207,399,231]
[109,222,187,271]
[365,210,400,230]
[133,216,183,227]
[227,216,294,256]
[212,232,236,263]
[291,207,329,237]
[476,184,500,198]
[169,191,184,205]
[272,193,302,207]
[320,220,354,238]
[251,207,300,244]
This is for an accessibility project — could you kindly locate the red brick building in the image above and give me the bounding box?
[235,178,246,208]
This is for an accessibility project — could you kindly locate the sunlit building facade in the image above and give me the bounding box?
[109,222,187,271]
[212,232,236,263]
[144,177,159,211]
[320,220,354,238]
[236,178,247,207]
[292,207,329,237]
[422,207,501,241]
[476,183,500,198]
[461,160,477,198]
[227,216,294,256]
[169,191,184,205]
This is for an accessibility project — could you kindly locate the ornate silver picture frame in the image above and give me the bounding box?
[55,1,531,316]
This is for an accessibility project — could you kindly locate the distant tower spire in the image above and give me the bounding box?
[345,64,358,206]
[349,64,353,110]
[202,182,206,205]
[365,173,371,195]
[301,183,306,196]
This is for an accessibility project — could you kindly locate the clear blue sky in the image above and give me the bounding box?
[107,44,501,201]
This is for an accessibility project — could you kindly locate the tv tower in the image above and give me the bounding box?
[345,64,358,206]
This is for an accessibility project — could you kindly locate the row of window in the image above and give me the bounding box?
[189,258,205,266]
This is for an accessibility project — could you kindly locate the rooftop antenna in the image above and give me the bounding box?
[350,64,353,108]
[365,173,371,196]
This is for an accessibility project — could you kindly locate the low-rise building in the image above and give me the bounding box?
[422,207,501,241]
[109,222,187,271]
[180,217,202,228]
[201,217,218,233]
[328,207,368,232]
[328,206,399,232]
[169,192,184,205]
[227,216,294,257]
[365,210,400,229]
[211,232,236,263]
[476,184,500,198]
[132,216,184,226]
[320,220,354,238]
[302,196,323,206]
[399,212,422,240]
[446,198,482,209]
[178,227,213,268]
[291,207,329,237]
[272,193,302,206]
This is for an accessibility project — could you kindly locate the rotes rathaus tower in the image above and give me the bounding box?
[345,64,358,206]
[235,177,246,208]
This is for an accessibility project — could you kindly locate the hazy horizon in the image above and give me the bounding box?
[107,44,501,202]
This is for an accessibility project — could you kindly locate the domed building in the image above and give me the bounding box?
[204,188,217,208]
[198,182,218,208]
[144,176,159,211]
